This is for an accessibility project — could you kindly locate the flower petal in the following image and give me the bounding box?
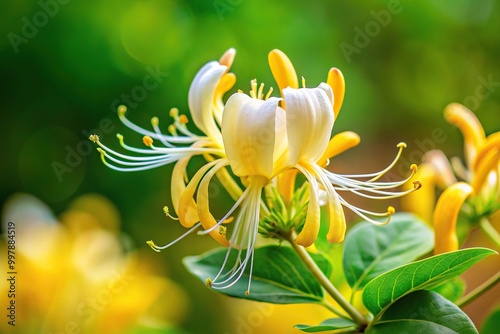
[433,182,473,254]
[268,49,299,95]
[444,103,485,167]
[326,68,345,119]
[317,131,360,167]
[471,148,499,194]
[197,159,230,246]
[188,61,226,145]
[295,164,321,247]
[178,160,220,228]
[222,93,282,178]
[285,84,334,165]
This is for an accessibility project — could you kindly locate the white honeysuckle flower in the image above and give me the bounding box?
[89,49,238,221]
[92,48,421,295]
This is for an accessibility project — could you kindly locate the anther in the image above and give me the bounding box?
[219,226,227,235]
[410,164,418,172]
[146,240,161,252]
[163,206,179,220]
[168,124,177,136]
[143,136,154,147]
[205,278,213,288]
[413,181,422,190]
[302,76,306,88]
[179,114,189,124]
[89,134,100,143]
[245,290,250,296]
[169,108,179,118]
[117,105,127,115]
[151,116,159,126]
[397,142,407,149]
[387,206,396,215]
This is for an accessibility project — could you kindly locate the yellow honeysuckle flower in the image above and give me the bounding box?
[405,103,499,254]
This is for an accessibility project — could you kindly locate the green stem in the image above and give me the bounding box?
[287,232,368,327]
[321,300,350,319]
[456,270,500,308]
[480,217,500,247]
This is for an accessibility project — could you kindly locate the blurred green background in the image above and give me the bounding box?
[1,0,499,333]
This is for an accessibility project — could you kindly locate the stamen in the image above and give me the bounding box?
[250,79,258,99]
[302,76,306,88]
[143,136,153,147]
[205,277,213,288]
[163,206,179,220]
[146,222,202,252]
[257,82,265,100]
[265,87,274,100]
[168,124,177,136]
[179,115,189,124]
[197,186,250,235]
[219,226,227,235]
[169,108,179,118]
[89,134,99,143]
[117,105,127,116]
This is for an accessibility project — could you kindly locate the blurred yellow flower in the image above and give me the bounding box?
[402,103,499,254]
[0,193,188,334]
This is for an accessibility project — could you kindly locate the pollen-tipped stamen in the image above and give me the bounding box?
[146,222,202,252]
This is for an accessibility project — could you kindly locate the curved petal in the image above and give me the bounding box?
[222,93,281,179]
[326,68,345,119]
[444,103,485,168]
[188,61,226,145]
[473,132,500,171]
[197,159,230,246]
[295,164,321,247]
[178,160,220,228]
[285,83,334,165]
[433,182,473,254]
[317,131,360,167]
[268,49,299,95]
[471,148,499,194]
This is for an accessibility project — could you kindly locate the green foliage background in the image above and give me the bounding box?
[1,0,499,333]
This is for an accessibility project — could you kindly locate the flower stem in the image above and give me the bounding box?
[480,217,500,247]
[287,232,368,327]
[456,270,500,308]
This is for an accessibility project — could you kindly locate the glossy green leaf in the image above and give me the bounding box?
[431,277,466,302]
[183,245,332,304]
[367,290,478,334]
[343,213,433,291]
[294,318,357,332]
[481,307,500,334]
[362,247,496,316]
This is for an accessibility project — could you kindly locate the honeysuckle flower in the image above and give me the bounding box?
[92,48,420,294]
[89,48,237,220]
[262,50,421,247]
[433,103,499,253]
[403,103,499,254]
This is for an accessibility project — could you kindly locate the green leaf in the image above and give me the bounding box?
[431,277,466,302]
[481,307,500,334]
[183,245,332,304]
[343,213,433,291]
[295,318,357,332]
[367,290,478,334]
[362,247,496,316]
